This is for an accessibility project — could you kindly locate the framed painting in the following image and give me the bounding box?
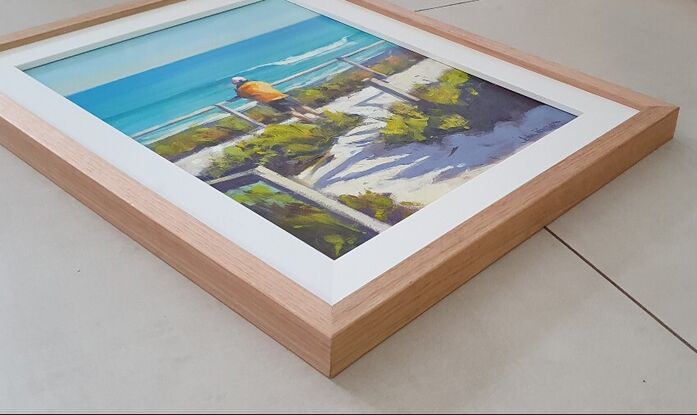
[0,0,678,377]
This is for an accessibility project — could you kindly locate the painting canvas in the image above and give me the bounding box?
[26,0,576,259]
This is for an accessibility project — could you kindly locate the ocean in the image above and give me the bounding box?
[65,16,392,143]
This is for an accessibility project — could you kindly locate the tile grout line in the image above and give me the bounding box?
[412,0,694,354]
[410,0,695,354]
[545,227,697,355]
[415,0,480,13]
[414,0,696,356]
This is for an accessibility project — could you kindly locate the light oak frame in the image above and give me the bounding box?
[0,0,678,377]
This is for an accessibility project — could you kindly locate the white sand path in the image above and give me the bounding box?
[295,60,572,204]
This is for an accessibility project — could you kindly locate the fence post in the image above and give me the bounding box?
[337,56,388,79]
[365,78,421,103]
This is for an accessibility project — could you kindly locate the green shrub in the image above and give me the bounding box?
[245,105,289,124]
[208,111,362,178]
[148,116,254,161]
[412,69,471,105]
[227,181,374,258]
[380,69,477,144]
[383,102,429,144]
[292,70,369,107]
[440,69,470,86]
[338,191,422,225]
[434,113,469,131]
[381,102,470,145]
[371,54,419,76]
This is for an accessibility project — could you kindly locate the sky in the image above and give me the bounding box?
[27,0,317,95]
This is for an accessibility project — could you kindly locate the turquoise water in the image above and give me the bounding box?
[53,15,390,141]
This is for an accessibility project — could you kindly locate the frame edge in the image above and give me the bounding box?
[0,0,185,52]
[0,94,336,377]
[328,103,678,377]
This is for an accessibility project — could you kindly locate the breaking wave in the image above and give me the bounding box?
[240,36,351,73]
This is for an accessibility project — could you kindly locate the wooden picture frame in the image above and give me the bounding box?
[0,0,678,378]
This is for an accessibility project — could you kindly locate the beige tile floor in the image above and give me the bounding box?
[1,0,696,412]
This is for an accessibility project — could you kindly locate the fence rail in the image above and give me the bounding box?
[133,40,389,141]
[208,166,389,233]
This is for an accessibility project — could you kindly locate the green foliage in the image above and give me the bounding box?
[208,111,362,178]
[380,68,477,144]
[321,110,364,133]
[245,105,289,124]
[215,116,253,131]
[323,234,348,259]
[382,103,429,143]
[370,53,421,76]
[412,69,470,105]
[440,69,470,86]
[381,103,470,145]
[227,182,295,206]
[435,113,469,131]
[148,116,254,161]
[391,102,427,119]
[413,83,461,105]
[292,70,370,107]
[227,181,373,259]
[338,190,422,225]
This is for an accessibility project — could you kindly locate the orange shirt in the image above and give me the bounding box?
[236,81,287,103]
